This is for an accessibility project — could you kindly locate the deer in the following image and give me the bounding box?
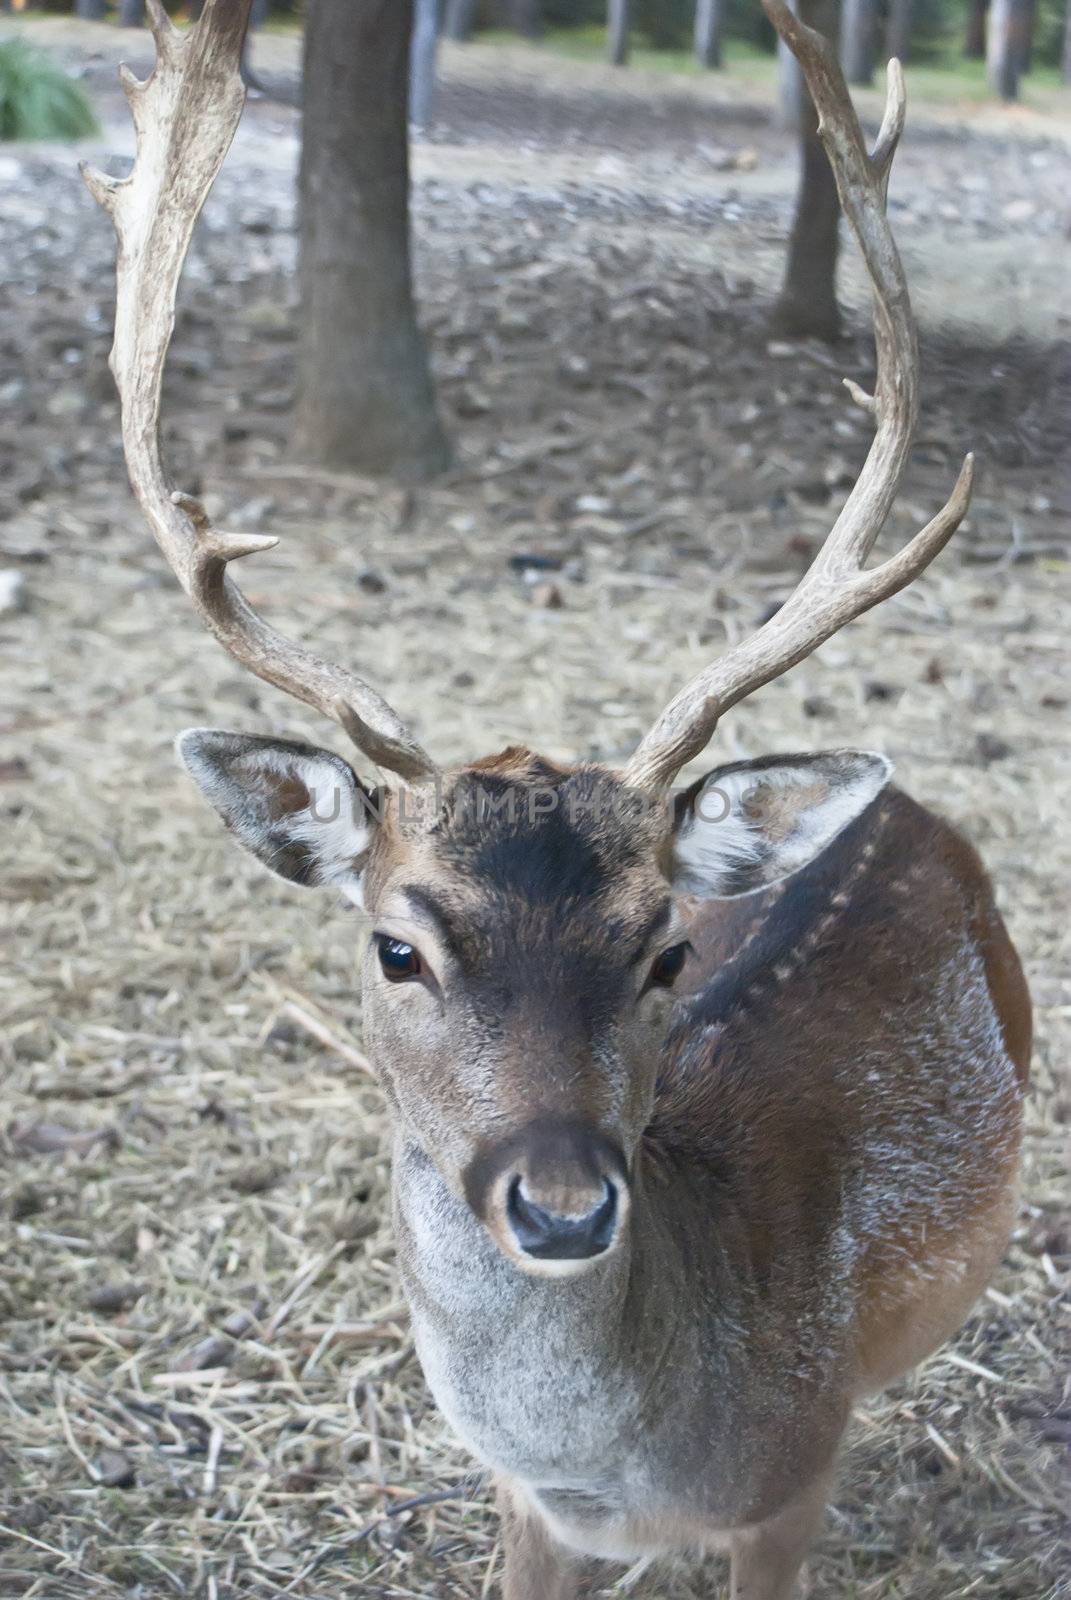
[82,3,1030,1596]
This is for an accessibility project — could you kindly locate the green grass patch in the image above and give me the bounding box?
[0,37,99,141]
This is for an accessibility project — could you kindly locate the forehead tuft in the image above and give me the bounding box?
[427,757,662,907]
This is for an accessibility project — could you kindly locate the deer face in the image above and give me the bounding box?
[180,732,891,1278]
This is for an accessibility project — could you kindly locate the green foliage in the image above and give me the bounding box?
[0,39,99,141]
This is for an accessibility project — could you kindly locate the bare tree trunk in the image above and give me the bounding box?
[778,21,805,127]
[118,0,145,26]
[608,0,630,65]
[694,0,725,68]
[508,0,543,36]
[884,0,913,62]
[1020,0,1036,70]
[410,0,440,128]
[987,0,1033,98]
[443,0,478,40]
[772,0,842,341]
[297,0,450,480]
[1063,0,1071,83]
[841,0,876,84]
[965,0,988,55]
[75,0,108,19]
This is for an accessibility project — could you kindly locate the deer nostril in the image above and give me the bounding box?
[506,1175,618,1261]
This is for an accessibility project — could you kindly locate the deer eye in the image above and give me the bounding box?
[376,936,422,983]
[648,941,690,989]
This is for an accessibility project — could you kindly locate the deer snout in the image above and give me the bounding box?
[507,1174,619,1262]
[464,1120,630,1276]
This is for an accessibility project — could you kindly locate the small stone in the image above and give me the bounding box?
[0,570,27,615]
[86,1282,144,1315]
[94,1450,136,1489]
[530,581,564,610]
[975,732,1012,764]
[357,568,387,595]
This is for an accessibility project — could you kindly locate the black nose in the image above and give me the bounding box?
[507,1176,618,1261]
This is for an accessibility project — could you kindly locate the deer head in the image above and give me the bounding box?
[85,0,972,1278]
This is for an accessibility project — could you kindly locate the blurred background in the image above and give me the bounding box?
[1,3,1068,1598]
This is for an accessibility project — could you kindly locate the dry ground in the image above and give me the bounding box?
[1,19,1069,1600]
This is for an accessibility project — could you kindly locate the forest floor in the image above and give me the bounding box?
[1,17,1069,1600]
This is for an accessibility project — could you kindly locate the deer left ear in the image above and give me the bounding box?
[176,730,379,906]
[670,750,893,898]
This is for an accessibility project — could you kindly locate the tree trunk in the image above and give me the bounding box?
[443,0,478,41]
[75,0,108,19]
[694,0,725,68]
[965,0,988,56]
[841,0,876,85]
[608,0,630,65]
[884,0,913,63]
[118,0,145,26]
[410,0,440,128]
[772,0,842,341]
[297,0,450,480]
[1019,0,1036,70]
[508,0,543,36]
[777,23,804,128]
[1063,0,1071,83]
[987,0,1033,98]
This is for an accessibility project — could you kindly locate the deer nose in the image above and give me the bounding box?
[506,1175,618,1261]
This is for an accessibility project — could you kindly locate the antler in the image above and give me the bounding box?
[623,0,973,793]
[81,0,438,784]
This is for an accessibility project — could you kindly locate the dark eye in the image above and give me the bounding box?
[649,942,690,989]
[375,936,422,982]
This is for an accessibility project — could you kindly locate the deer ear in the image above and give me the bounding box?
[670,750,892,898]
[176,730,379,906]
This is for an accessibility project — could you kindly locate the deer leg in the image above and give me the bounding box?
[496,1480,581,1600]
[728,1472,831,1600]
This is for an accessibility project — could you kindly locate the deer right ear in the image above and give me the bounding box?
[176,730,380,906]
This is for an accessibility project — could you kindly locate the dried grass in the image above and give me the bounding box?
[1,28,1069,1600]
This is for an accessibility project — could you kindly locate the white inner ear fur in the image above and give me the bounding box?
[259,746,372,906]
[672,751,893,898]
[176,731,375,906]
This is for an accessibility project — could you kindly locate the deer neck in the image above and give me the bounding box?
[390,1135,719,1487]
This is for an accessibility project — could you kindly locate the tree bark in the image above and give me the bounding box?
[410,0,440,128]
[608,0,630,65]
[841,0,876,85]
[296,0,450,480]
[965,0,988,55]
[987,0,1033,98]
[694,0,725,68]
[75,0,108,19]
[1019,0,1036,70]
[772,0,842,341]
[508,0,543,37]
[884,0,913,63]
[118,0,145,26]
[777,23,804,128]
[443,0,478,41]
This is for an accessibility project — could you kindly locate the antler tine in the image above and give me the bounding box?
[80,0,438,784]
[623,0,973,794]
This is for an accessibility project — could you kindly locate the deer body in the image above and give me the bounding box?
[86,5,1029,1595]
[389,783,1027,1581]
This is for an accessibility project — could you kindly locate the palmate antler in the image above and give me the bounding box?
[81,0,438,784]
[623,0,974,792]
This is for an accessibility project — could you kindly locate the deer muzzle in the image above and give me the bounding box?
[463,1119,630,1277]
